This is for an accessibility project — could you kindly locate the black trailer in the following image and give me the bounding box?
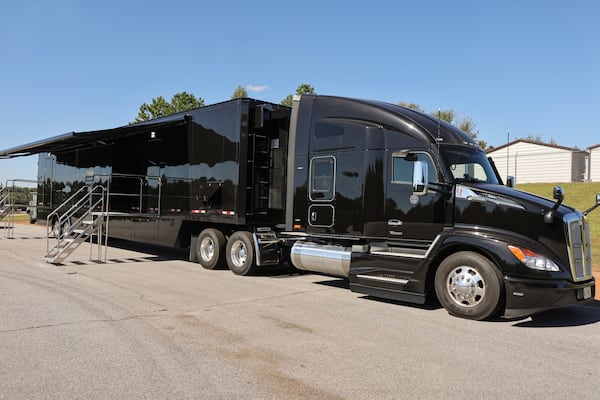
[0,95,596,320]
[9,98,291,272]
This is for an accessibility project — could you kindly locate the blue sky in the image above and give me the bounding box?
[1,0,599,185]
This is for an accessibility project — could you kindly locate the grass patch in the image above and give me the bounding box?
[516,183,600,268]
[0,213,31,223]
[12,213,31,222]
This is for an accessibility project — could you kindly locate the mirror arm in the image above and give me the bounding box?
[584,203,600,216]
[428,182,452,196]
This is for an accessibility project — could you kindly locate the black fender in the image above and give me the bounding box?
[425,226,572,285]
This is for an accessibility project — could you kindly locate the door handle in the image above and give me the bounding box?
[311,211,317,222]
[387,219,403,226]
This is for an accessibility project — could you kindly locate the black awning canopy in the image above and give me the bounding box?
[0,115,190,159]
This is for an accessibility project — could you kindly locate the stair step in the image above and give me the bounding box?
[42,183,110,264]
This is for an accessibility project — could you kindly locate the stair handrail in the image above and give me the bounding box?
[46,185,106,259]
[47,185,94,229]
[3,179,38,238]
[0,187,8,206]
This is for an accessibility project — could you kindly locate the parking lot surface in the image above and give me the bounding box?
[1,224,599,399]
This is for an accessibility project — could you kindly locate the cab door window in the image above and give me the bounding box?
[392,152,437,185]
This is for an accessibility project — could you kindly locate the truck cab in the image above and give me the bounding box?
[286,95,595,320]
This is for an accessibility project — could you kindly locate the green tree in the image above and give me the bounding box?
[458,117,486,149]
[436,109,455,124]
[523,134,544,143]
[280,83,317,106]
[397,102,424,112]
[133,91,204,123]
[397,101,487,149]
[231,86,248,99]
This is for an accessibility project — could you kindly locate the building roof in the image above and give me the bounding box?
[486,139,580,154]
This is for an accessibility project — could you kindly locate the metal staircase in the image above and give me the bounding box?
[44,185,108,264]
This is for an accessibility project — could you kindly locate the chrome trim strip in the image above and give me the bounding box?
[370,251,425,259]
[356,274,409,285]
[455,185,525,210]
[252,232,262,266]
[369,234,442,260]
[424,235,442,258]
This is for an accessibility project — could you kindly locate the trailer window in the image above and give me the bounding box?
[310,156,335,201]
[392,152,436,184]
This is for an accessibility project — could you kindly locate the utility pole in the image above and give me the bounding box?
[506,130,510,181]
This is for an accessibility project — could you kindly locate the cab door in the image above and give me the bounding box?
[385,150,445,246]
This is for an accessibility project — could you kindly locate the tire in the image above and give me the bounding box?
[226,231,256,276]
[51,216,62,238]
[196,229,226,270]
[62,217,72,236]
[434,251,503,320]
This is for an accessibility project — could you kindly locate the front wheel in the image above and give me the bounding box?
[226,231,256,276]
[434,251,504,320]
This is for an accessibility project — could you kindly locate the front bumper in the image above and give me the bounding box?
[503,276,595,319]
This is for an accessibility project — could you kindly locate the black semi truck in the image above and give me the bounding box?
[1,95,596,320]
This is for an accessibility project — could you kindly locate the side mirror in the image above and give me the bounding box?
[553,186,565,202]
[544,186,565,223]
[506,176,515,188]
[413,160,428,195]
[584,193,600,216]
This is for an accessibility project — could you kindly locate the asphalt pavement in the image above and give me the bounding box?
[1,223,599,399]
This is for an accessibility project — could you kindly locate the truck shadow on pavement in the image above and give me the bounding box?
[311,277,444,311]
[308,276,600,326]
[106,238,190,261]
[98,240,600,327]
[510,301,600,328]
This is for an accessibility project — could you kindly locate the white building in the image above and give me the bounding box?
[486,140,587,184]
[588,144,600,182]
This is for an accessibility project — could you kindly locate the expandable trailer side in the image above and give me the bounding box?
[33,98,291,247]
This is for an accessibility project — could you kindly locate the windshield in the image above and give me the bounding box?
[440,146,500,184]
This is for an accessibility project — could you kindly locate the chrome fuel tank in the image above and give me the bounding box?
[290,242,351,277]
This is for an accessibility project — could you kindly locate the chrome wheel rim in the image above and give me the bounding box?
[230,240,247,268]
[52,221,61,237]
[446,266,485,307]
[200,237,215,262]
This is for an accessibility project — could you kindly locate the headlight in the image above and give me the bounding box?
[508,245,560,272]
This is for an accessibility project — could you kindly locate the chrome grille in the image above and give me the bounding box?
[564,213,593,281]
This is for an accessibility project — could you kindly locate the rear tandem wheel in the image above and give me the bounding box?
[226,231,257,276]
[196,228,226,269]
